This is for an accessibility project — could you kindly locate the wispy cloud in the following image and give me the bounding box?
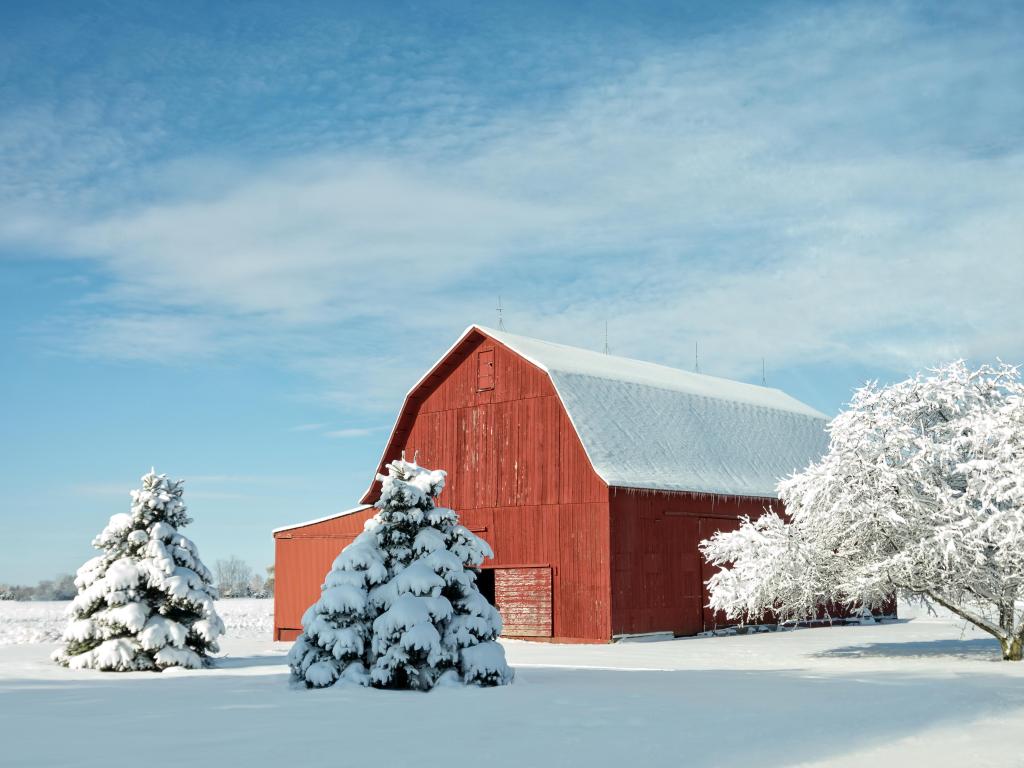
[324,427,382,439]
[71,483,132,498]
[186,474,299,485]
[71,474,299,503]
[7,2,1023,585]
[4,3,1022,397]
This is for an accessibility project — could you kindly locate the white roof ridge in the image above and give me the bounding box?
[472,324,826,420]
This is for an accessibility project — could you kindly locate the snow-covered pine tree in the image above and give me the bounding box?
[288,455,513,689]
[701,362,1024,660]
[368,458,512,689]
[286,528,386,687]
[53,470,225,671]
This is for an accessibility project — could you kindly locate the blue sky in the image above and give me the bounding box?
[2,1,1022,583]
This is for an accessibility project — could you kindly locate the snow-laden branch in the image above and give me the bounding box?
[702,361,1024,661]
[288,455,513,689]
[52,470,224,671]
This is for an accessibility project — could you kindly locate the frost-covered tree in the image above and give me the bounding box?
[215,556,254,597]
[264,565,275,597]
[248,573,267,598]
[289,456,513,689]
[702,362,1024,660]
[53,470,225,671]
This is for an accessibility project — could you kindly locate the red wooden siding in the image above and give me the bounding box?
[275,329,612,642]
[272,326,804,643]
[272,508,375,640]
[609,489,776,636]
[359,333,601,507]
[558,407,606,505]
[368,331,610,641]
[388,339,583,511]
[699,515,743,631]
[494,567,552,637]
[477,349,494,391]
[556,502,611,641]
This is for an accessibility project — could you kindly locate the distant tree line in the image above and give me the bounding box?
[0,574,78,601]
[1,560,275,600]
[213,558,275,598]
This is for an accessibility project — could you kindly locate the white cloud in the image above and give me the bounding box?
[186,474,297,484]
[39,313,229,362]
[71,483,132,498]
[324,427,381,439]
[5,3,1023,393]
[71,474,298,503]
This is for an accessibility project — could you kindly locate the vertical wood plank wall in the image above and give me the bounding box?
[273,509,375,640]
[609,490,779,636]
[494,567,553,636]
[276,331,612,642]
[398,336,611,642]
[272,328,800,642]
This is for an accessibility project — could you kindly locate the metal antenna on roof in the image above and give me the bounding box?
[762,358,766,386]
[496,296,505,331]
[604,321,609,355]
[694,341,700,374]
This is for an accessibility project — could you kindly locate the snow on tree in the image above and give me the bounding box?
[287,526,384,688]
[53,470,225,671]
[701,362,1024,660]
[288,455,513,689]
[215,556,254,597]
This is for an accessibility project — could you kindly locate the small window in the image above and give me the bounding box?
[477,349,495,391]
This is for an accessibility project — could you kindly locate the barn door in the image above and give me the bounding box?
[493,566,552,637]
[477,348,495,391]
[699,517,742,632]
[658,514,704,636]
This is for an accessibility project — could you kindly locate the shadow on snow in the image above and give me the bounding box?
[817,637,1004,661]
[4,662,1023,768]
[212,653,289,669]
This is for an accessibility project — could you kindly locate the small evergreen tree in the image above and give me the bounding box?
[53,470,225,671]
[287,524,386,687]
[289,456,513,689]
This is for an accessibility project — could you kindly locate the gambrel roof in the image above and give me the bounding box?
[279,326,829,531]
[472,326,828,497]
[357,325,828,504]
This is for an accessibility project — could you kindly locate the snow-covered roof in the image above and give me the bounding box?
[475,325,829,497]
[291,325,831,534]
[272,505,372,535]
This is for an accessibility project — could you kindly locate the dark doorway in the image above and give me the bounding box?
[476,567,496,608]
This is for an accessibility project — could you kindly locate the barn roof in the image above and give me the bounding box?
[474,325,828,497]
[278,326,831,533]
[272,504,372,535]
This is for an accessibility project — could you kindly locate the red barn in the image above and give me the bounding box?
[273,325,828,642]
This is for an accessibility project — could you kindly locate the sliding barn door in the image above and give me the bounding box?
[494,566,553,637]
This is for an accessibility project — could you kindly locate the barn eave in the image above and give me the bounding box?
[272,504,373,535]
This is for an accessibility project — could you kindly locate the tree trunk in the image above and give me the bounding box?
[1000,636,1022,661]
[919,590,1022,661]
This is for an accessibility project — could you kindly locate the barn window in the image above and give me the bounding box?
[477,348,495,391]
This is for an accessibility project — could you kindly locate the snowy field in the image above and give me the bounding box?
[2,600,1024,768]
[0,598,273,644]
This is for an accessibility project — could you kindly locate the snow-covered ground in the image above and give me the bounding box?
[0,598,273,645]
[2,599,1023,767]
